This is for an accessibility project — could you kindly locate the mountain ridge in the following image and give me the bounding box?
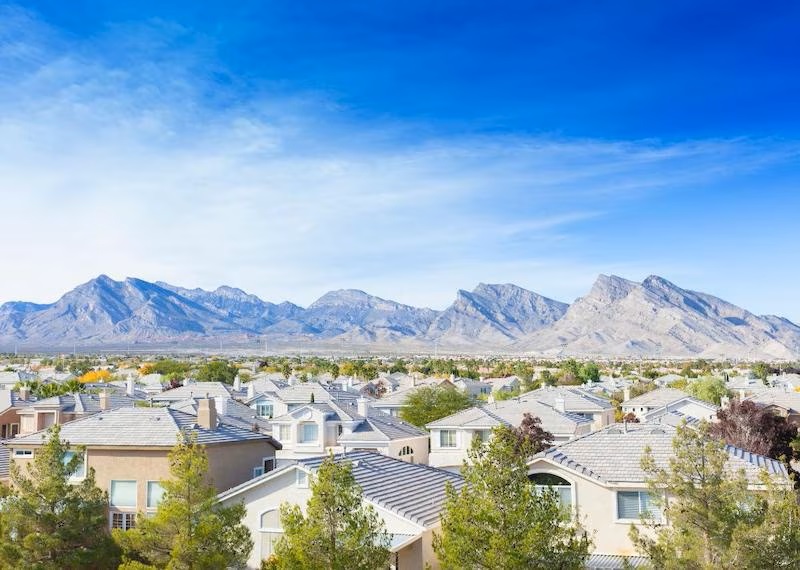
[0,274,797,358]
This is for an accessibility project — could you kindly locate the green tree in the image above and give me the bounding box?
[114,434,252,569]
[686,376,730,405]
[266,456,390,570]
[578,362,601,383]
[195,360,239,384]
[399,386,473,428]
[0,425,119,569]
[630,422,759,569]
[750,362,773,384]
[434,425,591,569]
[728,474,800,567]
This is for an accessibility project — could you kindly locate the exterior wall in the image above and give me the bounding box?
[427,428,469,469]
[0,406,20,439]
[386,435,429,465]
[206,440,279,493]
[528,460,657,557]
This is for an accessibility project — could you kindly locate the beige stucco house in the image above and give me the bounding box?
[218,450,463,570]
[527,423,788,569]
[8,399,281,531]
[426,397,592,471]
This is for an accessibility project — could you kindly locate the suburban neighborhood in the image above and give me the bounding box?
[0,354,799,568]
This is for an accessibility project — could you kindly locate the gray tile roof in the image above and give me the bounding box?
[31,392,136,413]
[274,383,361,405]
[11,407,276,448]
[622,387,690,408]
[523,386,613,412]
[168,398,274,436]
[372,386,423,408]
[151,382,234,402]
[220,451,464,528]
[533,423,788,485]
[746,387,800,413]
[426,398,591,436]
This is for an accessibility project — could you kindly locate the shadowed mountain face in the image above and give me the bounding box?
[0,274,798,358]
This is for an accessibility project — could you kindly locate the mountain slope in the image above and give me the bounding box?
[516,274,800,359]
[426,283,569,347]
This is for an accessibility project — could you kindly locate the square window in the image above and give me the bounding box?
[111,512,136,530]
[278,425,291,442]
[110,480,137,508]
[63,450,86,479]
[617,491,661,522]
[256,401,273,418]
[440,430,457,448]
[300,423,318,443]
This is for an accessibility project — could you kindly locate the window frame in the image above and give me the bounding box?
[110,511,137,531]
[110,480,138,509]
[616,490,662,523]
[256,400,274,419]
[146,480,165,511]
[299,422,319,444]
[439,429,457,448]
[63,449,86,481]
[12,449,33,458]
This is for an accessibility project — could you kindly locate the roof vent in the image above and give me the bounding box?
[606,428,622,434]
[650,428,666,434]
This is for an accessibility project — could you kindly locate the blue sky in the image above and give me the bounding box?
[1,1,799,320]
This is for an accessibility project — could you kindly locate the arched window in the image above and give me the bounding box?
[398,445,414,463]
[259,509,283,558]
[529,473,572,510]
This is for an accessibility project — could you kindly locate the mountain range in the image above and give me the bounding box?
[0,274,798,359]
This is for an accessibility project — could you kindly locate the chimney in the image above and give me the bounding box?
[357,397,369,418]
[247,383,255,399]
[197,398,217,430]
[182,378,190,387]
[738,389,746,401]
[623,387,631,402]
[214,396,228,417]
[19,385,30,401]
[487,394,495,405]
[126,375,135,397]
[99,390,110,411]
[233,376,242,392]
[720,395,730,409]
[554,396,566,413]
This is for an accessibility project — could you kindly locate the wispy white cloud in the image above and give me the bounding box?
[0,6,798,313]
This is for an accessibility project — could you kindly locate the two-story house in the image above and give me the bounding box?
[620,387,691,421]
[527,423,788,569]
[8,399,281,531]
[271,396,428,464]
[524,386,615,430]
[426,397,593,471]
[218,451,464,569]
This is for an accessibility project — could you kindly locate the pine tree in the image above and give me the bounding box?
[630,422,762,569]
[265,455,390,570]
[114,433,253,569]
[0,424,119,569]
[434,425,591,569]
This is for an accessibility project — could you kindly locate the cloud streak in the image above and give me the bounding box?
[0,6,798,314]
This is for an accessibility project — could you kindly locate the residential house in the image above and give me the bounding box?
[16,391,136,436]
[426,397,592,471]
[453,378,491,398]
[641,396,719,426]
[150,381,235,403]
[524,386,615,430]
[217,451,464,570]
[484,375,521,393]
[271,396,428,464]
[620,387,691,421]
[527,424,788,568]
[745,387,800,425]
[8,399,281,530]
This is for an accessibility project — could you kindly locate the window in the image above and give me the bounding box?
[259,509,283,558]
[256,401,274,418]
[63,450,86,479]
[439,430,456,448]
[253,466,264,478]
[530,473,572,510]
[111,512,136,530]
[300,423,318,443]
[474,430,491,443]
[263,458,276,473]
[110,480,137,508]
[146,481,165,510]
[296,470,309,488]
[399,445,414,463]
[12,449,32,458]
[617,491,661,522]
[278,424,291,442]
